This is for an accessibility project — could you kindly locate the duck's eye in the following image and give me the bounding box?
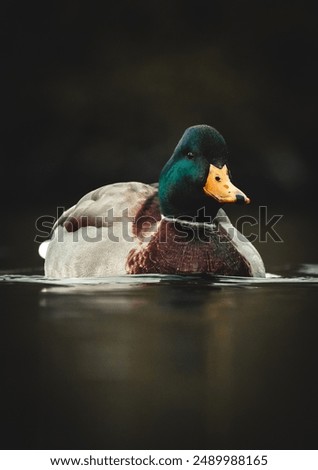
[187,152,195,159]
[215,176,221,182]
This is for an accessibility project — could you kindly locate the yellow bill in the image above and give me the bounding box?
[203,164,250,204]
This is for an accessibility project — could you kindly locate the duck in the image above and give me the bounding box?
[40,125,265,278]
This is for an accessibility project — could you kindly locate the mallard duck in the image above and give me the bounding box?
[40,125,265,278]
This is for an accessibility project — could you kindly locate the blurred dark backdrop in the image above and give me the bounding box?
[2,0,317,267]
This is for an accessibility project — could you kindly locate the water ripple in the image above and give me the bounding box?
[1,264,318,289]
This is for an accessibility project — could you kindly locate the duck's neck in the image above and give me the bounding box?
[158,179,221,222]
[159,191,221,223]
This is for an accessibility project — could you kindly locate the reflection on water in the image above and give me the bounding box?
[1,266,318,449]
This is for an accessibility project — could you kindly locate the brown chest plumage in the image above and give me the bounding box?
[126,219,251,276]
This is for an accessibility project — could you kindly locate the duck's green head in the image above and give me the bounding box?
[159,125,250,220]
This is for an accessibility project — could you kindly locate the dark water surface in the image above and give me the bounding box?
[1,266,318,449]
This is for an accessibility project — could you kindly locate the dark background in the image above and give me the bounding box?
[1,0,318,268]
[2,1,318,452]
